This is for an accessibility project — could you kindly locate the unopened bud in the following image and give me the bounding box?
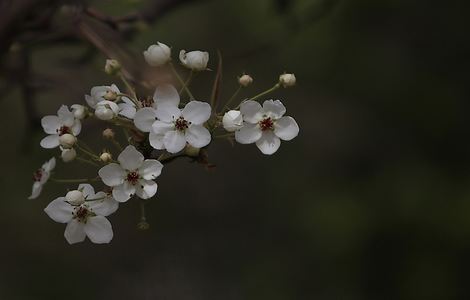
[238,74,253,87]
[137,220,150,230]
[59,134,77,149]
[104,59,121,75]
[102,128,115,139]
[66,190,85,205]
[100,152,113,163]
[71,104,86,120]
[279,73,296,88]
[61,148,76,162]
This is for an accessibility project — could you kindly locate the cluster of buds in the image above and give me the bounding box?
[29,41,299,245]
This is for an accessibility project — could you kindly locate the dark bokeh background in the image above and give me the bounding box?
[1,0,470,299]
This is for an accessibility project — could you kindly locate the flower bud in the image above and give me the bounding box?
[71,104,86,120]
[104,59,121,75]
[66,190,85,205]
[143,42,171,66]
[279,73,296,88]
[102,128,115,139]
[59,134,77,149]
[95,101,119,120]
[222,110,243,132]
[238,74,253,87]
[184,144,200,157]
[179,50,209,71]
[100,152,113,163]
[61,147,76,162]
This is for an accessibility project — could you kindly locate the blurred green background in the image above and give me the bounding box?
[1,0,470,299]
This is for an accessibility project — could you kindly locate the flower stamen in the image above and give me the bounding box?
[259,117,274,131]
[174,117,189,132]
[127,171,140,185]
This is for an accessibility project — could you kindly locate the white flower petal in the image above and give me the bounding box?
[64,220,86,244]
[163,130,186,153]
[71,120,81,136]
[151,120,174,135]
[44,197,73,223]
[98,163,126,187]
[240,100,263,123]
[28,182,42,200]
[84,216,113,244]
[135,179,158,199]
[139,160,163,180]
[134,108,157,132]
[78,184,95,199]
[118,145,144,171]
[235,123,262,144]
[112,182,135,202]
[256,131,281,155]
[149,132,165,149]
[57,105,75,127]
[42,157,56,172]
[40,134,60,149]
[274,116,299,141]
[182,101,211,125]
[88,192,119,216]
[185,125,211,148]
[153,84,180,107]
[85,94,98,108]
[156,104,181,123]
[41,116,61,134]
[118,101,136,119]
[263,100,286,119]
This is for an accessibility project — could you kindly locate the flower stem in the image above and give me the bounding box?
[214,133,234,139]
[51,177,99,183]
[76,156,100,167]
[76,143,100,161]
[170,63,195,100]
[119,73,140,107]
[179,70,193,94]
[222,86,241,112]
[247,83,281,103]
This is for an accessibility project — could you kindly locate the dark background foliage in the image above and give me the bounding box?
[1,0,469,299]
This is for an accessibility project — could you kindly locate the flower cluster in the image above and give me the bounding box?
[29,41,299,244]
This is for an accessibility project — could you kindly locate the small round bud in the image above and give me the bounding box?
[61,148,76,162]
[238,74,253,87]
[143,42,171,66]
[71,104,86,120]
[179,50,209,71]
[66,190,85,205]
[59,134,77,149]
[222,110,243,132]
[100,152,113,163]
[279,73,296,88]
[104,59,121,75]
[95,101,119,120]
[185,145,200,157]
[102,128,115,139]
[137,220,150,230]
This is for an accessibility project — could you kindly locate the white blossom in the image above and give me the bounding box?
[95,100,119,120]
[40,105,81,149]
[143,42,171,66]
[98,145,163,202]
[44,184,118,244]
[223,110,243,132]
[235,100,299,155]
[85,84,120,108]
[179,50,209,71]
[29,157,56,199]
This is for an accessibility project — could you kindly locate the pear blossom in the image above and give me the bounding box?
[40,105,81,149]
[235,100,299,155]
[85,84,120,108]
[133,84,180,133]
[95,100,119,120]
[44,184,118,244]
[223,110,243,132]
[29,157,56,199]
[98,145,163,202]
[179,50,209,71]
[143,42,171,66]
